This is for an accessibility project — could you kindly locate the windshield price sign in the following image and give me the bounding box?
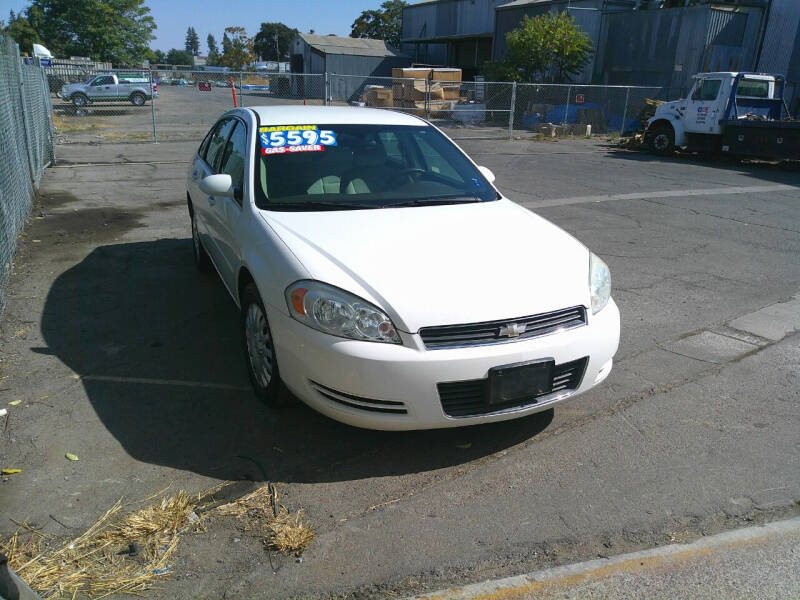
[259,125,337,155]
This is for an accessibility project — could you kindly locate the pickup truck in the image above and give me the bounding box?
[58,72,158,107]
[645,72,798,160]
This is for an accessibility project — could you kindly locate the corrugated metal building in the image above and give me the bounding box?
[290,33,410,98]
[756,0,800,111]
[400,0,509,78]
[592,3,767,94]
[493,0,634,83]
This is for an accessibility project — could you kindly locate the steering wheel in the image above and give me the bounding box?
[392,168,426,184]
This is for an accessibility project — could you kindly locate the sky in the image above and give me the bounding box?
[5,0,385,53]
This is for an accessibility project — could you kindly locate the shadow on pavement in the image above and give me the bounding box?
[39,238,553,484]
[601,144,800,183]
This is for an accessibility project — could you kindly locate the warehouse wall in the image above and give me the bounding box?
[592,5,764,94]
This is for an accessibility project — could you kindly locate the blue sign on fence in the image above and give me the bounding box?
[39,58,51,67]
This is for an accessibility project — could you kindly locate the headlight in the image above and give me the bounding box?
[589,253,611,314]
[285,280,401,344]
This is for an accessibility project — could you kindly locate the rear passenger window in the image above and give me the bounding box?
[218,121,247,205]
[204,119,236,171]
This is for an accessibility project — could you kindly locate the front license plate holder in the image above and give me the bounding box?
[488,359,554,405]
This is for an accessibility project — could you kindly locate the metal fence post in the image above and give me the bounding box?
[238,71,244,107]
[150,70,157,143]
[15,56,36,185]
[621,87,631,137]
[508,81,517,140]
[425,76,430,120]
[564,85,572,127]
[324,72,329,106]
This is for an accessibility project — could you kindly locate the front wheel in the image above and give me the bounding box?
[130,92,146,106]
[241,283,289,407]
[649,126,675,155]
[71,93,89,107]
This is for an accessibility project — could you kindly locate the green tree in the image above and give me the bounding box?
[166,48,193,66]
[497,12,592,83]
[206,33,219,64]
[185,26,199,55]
[4,11,40,54]
[3,0,155,65]
[253,22,297,61]
[148,48,166,64]
[350,0,407,48]
[219,26,253,70]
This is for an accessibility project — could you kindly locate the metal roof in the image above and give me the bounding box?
[297,33,406,57]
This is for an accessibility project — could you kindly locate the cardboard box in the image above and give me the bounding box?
[392,67,463,83]
[363,86,393,107]
[441,84,461,100]
[398,100,454,117]
[431,68,462,82]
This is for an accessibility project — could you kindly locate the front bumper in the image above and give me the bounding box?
[270,299,620,430]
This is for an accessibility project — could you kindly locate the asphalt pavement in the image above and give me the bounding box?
[0,125,798,599]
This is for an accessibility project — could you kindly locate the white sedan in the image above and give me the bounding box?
[186,106,619,430]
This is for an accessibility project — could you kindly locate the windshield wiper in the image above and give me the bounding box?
[384,197,483,208]
[264,200,379,211]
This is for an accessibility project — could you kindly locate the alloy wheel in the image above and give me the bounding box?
[245,303,273,389]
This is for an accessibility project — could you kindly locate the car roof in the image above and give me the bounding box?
[248,105,426,127]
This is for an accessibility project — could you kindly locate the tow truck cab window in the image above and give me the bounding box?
[691,79,722,101]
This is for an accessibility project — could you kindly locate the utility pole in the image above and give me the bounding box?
[274,32,279,62]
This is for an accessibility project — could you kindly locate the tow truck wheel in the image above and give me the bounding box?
[649,126,675,155]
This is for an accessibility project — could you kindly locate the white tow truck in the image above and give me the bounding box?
[645,72,798,160]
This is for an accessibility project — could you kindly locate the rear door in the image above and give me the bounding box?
[190,118,236,274]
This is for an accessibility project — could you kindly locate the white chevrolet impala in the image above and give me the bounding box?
[187,106,619,430]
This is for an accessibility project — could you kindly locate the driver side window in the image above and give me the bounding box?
[218,121,247,205]
[692,79,722,101]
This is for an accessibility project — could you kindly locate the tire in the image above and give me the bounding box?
[241,283,289,407]
[190,207,211,272]
[130,92,146,106]
[649,125,675,155]
[71,93,89,107]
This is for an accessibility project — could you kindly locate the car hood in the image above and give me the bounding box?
[260,198,591,333]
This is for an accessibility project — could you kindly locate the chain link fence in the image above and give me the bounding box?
[327,73,669,140]
[0,34,55,312]
[46,66,674,144]
[47,67,326,143]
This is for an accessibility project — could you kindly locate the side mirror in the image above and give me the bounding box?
[199,173,233,197]
[477,165,496,183]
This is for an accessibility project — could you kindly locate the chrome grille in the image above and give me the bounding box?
[419,306,587,349]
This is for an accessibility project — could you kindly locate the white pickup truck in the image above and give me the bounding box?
[58,72,158,107]
[645,72,798,160]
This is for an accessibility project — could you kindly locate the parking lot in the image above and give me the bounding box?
[0,121,798,598]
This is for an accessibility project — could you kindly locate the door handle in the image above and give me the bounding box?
[208,195,215,206]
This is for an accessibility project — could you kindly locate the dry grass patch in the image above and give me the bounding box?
[1,483,313,598]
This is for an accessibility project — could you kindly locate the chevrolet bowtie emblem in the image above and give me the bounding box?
[499,323,525,338]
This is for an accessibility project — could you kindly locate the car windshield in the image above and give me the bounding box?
[253,124,498,210]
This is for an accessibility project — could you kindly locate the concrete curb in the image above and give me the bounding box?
[407,517,800,600]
